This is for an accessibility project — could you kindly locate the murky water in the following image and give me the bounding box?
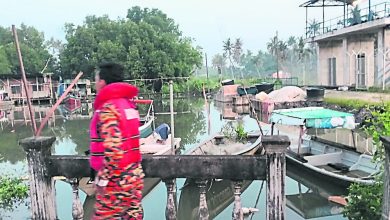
[0,97,352,219]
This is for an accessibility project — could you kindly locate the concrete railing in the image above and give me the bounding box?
[20,135,290,220]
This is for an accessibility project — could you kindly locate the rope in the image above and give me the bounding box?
[250,180,265,220]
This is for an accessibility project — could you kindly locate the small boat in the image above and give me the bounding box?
[221,79,234,86]
[135,99,155,138]
[237,86,258,96]
[185,131,262,156]
[178,131,262,220]
[306,87,325,101]
[255,82,274,94]
[287,136,380,187]
[63,95,82,113]
[270,107,356,129]
[286,159,347,219]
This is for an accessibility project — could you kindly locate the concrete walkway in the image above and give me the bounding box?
[325,90,390,103]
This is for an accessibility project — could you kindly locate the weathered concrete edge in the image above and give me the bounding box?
[19,136,56,151]
[48,155,267,180]
[381,136,390,151]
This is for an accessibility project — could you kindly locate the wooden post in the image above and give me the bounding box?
[19,136,57,220]
[232,181,243,220]
[164,179,177,220]
[69,178,84,220]
[263,135,290,220]
[196,180,209,220]
[380,136,390,220]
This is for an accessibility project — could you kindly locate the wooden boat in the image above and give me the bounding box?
[255,82,274,94]
[135,99,155,138]
[177,131,262,220]
[185,131,262,156]
[287,136,380,187]
[270,107,356,129]
[286,160,347,219]
[63,95,82,113]
[237,86,257,96]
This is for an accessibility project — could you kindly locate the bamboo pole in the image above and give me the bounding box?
[12,25,37,135]
[36,72,83,136]
[169,80,175,155]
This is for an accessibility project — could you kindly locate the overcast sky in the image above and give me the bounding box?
[1,0,375,57]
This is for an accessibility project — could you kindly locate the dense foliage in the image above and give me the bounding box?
[343,103,389,219]
[60,6,202,79]
[211,35,316,84]
[0,175,28,210]
[0,24,58,75]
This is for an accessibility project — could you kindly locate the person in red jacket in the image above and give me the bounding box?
[90,62,144,219]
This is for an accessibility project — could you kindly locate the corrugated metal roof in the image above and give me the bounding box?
[300,0,355,7]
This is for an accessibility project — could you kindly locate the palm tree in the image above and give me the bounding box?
[223,38,235,79]
[267,32,281,79]
[348,6,362,25]
[287,36,296,48]
[295,36,314,85]
[308,19,321,37]
[233,38,244,78]
[211,54,226,69]
[251,53,263,78]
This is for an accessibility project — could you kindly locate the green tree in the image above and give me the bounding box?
[307,19,321,37]
[222,38,235,79]
[60,8,201,79]
[0,24,56,75]
[233,38,244,79]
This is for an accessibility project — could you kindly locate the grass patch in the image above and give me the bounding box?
[0,176,29,209]
[324,97,376,109]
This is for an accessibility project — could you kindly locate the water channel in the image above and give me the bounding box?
[0,96,369,219]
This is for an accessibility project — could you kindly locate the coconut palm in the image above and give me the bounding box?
[307,19,321,37]
[211,54,226,69]
[251,53,263,77]
[223,38,235,79]
[267,32,284,79]
[233,38,244,78]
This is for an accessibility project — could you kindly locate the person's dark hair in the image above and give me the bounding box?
[97,62,124,85]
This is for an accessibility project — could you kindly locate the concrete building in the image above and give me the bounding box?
[301,0,390,89]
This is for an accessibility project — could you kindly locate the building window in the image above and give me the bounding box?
[11,85,21,94]
[328,57,336,86]
[356,53,366,88]
[32,84,43,91]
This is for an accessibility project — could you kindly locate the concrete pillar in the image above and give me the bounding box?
[197,180,209,220]
[19,136,57,220]
[263,135,290,220]
[232,181,243,220]
[316,43,321,85]
[380,136,390,220]
[377,29,385,86]
[164,179,177,220]
[343,38,350,85]
[70,178,84,220]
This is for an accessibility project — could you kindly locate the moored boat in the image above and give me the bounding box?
[286,136,380,186]
[185,131,262,156]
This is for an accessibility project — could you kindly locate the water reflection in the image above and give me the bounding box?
[0,97,356,219]
[178,179,253,220]
[286,164,346,219]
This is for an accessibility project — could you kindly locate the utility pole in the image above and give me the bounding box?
[205,53,209,80]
